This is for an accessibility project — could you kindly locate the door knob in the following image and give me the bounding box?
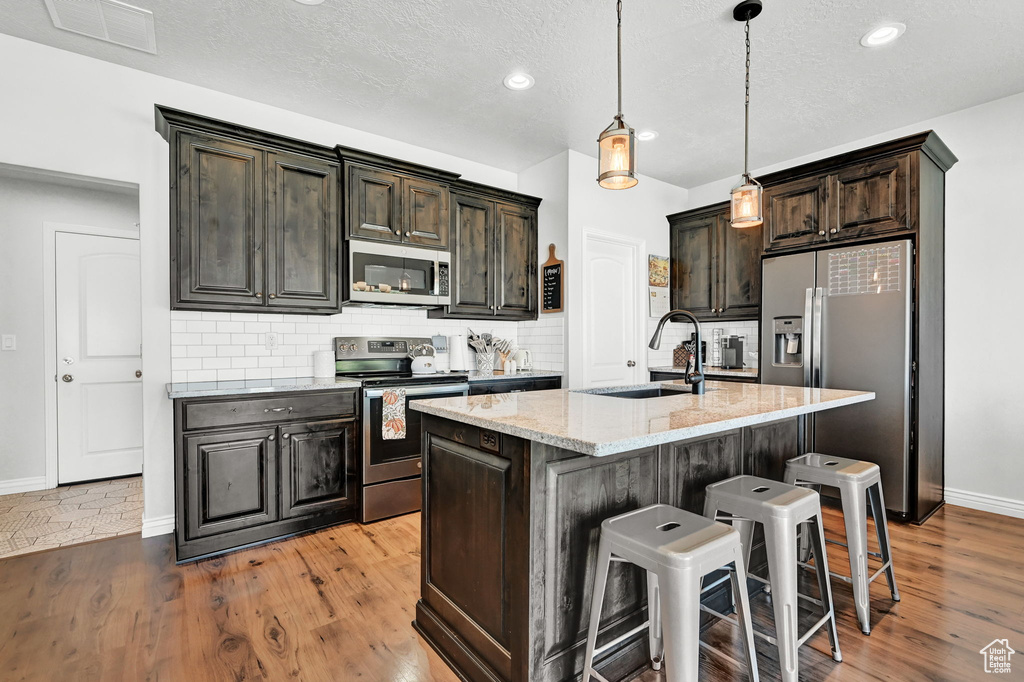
[61,374,74,382]
[135,370,143,378]
[627,360,636,367]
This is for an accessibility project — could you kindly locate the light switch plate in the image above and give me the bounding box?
[1,334,15,351]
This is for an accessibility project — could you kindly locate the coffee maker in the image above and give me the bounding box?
[720,335,745,369]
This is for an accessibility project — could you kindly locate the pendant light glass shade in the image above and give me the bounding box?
[729,0,764,227]
[597,0,637,190]
[730,175,763,228]
[598,118,637,190]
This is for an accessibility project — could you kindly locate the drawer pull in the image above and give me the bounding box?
[265,407,293,413]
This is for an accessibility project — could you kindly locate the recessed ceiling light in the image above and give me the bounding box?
[636,130,659,141]
[860,22,906,47]
[503,73,535,91]
[293,0,325,5]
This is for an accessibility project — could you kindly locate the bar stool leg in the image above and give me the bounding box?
[658,569,701,682]
[808,510,842,662]
[582,536,612,682]
[647,571,664,670]
[868,483,900,602]
[839,482,872,635]
[763,521,800,682]
[729,548,760,682]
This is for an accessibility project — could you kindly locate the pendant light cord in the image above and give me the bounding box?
[616,0,623,119]
[743,16,751,177]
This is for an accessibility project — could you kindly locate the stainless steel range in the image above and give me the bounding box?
[334,336,469,522]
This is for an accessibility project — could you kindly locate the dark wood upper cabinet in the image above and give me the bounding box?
[718,212,762,319]
[157,107,343,314]
[266,152,340,310]
[176,133,264,307]
[279,418,356,519]
[404,177,450,248]
[763,174,828,251]
[494,202,537,318]
[832,153,910,240]
[347,164,403,243]
[670,211,716,317]
[432,186,541,321]
[668,204,761,321]
[447,192,494,317]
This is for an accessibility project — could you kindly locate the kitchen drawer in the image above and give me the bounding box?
[182,390,357,431]
[531,377,562,391]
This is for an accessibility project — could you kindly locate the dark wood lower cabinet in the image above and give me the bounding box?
[174,390,359,562]
[416,414,801,682]
[468,376,562,395]
[279,418,357,519]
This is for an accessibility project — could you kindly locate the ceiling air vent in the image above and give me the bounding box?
[43,0,157,54]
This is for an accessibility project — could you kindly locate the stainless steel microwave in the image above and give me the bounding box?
[347,241,451,306]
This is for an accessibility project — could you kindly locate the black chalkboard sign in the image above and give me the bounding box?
[542,244,564,313]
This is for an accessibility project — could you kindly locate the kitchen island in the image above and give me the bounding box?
[409,380,872,682]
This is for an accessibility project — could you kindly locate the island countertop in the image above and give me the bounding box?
[410,380,873,456]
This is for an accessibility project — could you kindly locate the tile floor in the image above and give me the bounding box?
[0,476,142,559]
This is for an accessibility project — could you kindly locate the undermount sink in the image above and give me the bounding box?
[574,385,715,400]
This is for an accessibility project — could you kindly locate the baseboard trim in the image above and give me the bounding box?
[945,488,1024,520]
[142,514,175,538]
[0,476,48,496]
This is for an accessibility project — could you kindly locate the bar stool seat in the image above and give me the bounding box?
[704,475,842,682]
[583,504,759,682]
[785,453,900,635]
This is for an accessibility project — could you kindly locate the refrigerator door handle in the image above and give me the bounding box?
[812,286,824,388]
[803,287,814,388]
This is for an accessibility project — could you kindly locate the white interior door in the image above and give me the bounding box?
[55,232,143,484]
[581,231,644,387]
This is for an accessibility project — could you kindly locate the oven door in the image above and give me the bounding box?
[362,383,468,484]
[348,241,450,306]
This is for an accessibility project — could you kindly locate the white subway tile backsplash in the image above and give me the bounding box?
[258,356,284,368]
[217,369,246,381]
[200,312,232,321]
[217,321,245,333]
[186,346,217,358]
[244,367,272,380]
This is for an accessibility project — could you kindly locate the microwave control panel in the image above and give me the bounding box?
[438,263,450,296]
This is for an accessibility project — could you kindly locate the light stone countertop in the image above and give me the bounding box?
[650,365,759,379]
[410,380,873,457]
[167,376,362,399]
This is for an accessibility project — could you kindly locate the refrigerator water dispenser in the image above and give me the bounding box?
[773,317,803,366]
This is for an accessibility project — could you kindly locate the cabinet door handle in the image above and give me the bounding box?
[282,433,290,439]
[818,230,826,236]
[405,231,411,237]
[268,293,276,299]
[265,407,292,413]
[268,434,276,442]
[256,292,263,297]
[830,228,838,234]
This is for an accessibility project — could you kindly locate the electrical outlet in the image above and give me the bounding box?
[1,334,15,351]
[265,332,279,350]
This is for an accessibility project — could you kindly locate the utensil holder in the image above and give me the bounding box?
[476,351,495,377]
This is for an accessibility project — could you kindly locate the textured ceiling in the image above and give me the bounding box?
[3,0,1023,187]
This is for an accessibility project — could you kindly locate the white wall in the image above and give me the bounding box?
[0,34,520,534]
[565,150,689,387]
[518,151,570,374]
[0,171,139,490]
[684,90,1024,516]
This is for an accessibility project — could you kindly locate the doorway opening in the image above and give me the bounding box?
[0,164,143,558]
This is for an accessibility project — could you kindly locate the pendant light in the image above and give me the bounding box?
[730,0,763,228]
[597,0,637,190]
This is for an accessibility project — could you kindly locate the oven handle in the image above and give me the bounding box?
[363,383,470,399]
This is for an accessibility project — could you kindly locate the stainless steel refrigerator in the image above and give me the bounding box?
[761,240,913,515]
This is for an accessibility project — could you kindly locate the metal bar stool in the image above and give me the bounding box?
[785,453,900,635]
[704,475,842,682]
[583,504,759,682]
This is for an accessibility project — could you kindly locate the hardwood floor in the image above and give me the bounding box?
[0,505,1021,681]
